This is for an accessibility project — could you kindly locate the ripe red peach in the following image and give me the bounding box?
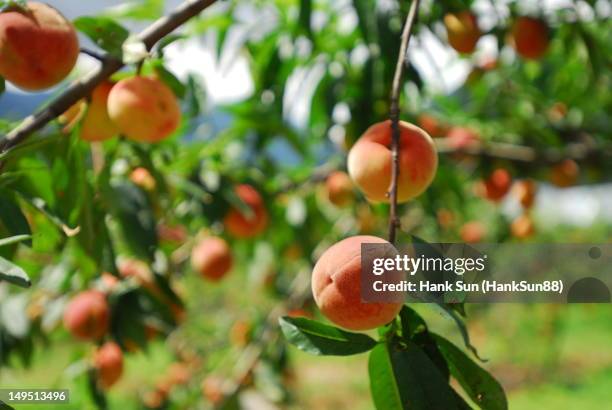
[444,11,481,54]
[312,235,403,331]
[224,184,268,238]
[482,168,512,202]
[326,171,354,207]
[94,342,124,389]
[107,76,181,143]
[460,221,486,243]
[550,159,579,188]
[347,120,438,203]
[80,81,119,142]
[190,236,233,281]
[510,17,549,60]
[0,2,79,90]
[63,290,109,341]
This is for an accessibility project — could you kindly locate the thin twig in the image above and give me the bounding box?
[79,47,106,61]
[387,0,421,245]
[0,0,217,160]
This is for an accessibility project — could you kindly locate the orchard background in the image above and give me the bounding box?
[0,0,611,409]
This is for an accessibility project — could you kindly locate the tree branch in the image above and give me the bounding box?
[0,0,217,157]
[387,0,421,245]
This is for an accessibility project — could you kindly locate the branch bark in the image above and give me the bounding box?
[0,0,217,156]
[387,0,421,245]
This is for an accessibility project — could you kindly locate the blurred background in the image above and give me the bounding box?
[0,0,610,409]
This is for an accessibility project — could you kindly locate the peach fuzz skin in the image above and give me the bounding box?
[191,237,233,281]
[63,290,109,341]
[312,235,403,331]
[224,184,268,238]
[0,2,79,91]
[347,120,437,204]
[107,76,181,143]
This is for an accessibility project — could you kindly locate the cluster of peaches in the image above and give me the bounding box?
[0,2,181,144]
[444,10,550,59]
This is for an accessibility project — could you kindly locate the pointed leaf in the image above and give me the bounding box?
[279,316,377,356]
[0,256,31,287]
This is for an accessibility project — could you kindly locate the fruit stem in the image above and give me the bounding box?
[387,0,421,245]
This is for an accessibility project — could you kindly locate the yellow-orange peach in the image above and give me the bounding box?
[550,159,579,188]
[511,214,535,239]
[460,221,486,243]
[58,100,86,133]
[229,320,252,347]
[81,81,119,142]
[0,2,79,90]
[444,12,481,54]
[510,17,549,60]
[513,179,537,209]
[167,362,192,386]
[94,342,124,389]
[190,237,233,281]
[312,235,403,331]
[108,76,181,143]
[347,120,438,203]
[224,184,268,238]
[482,168,512,202]
[326,171,354,207]
[63,290,109,341]
[129,167,156,191]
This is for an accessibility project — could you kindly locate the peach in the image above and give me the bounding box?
[142,389,166,409]
[445,126,480,150]
[436,208,455,230]
[190,236,233,281]
[347,120,438,203]
[157,223,187,243]
[510,17,549,60]
[513,179,537,209]
[63,290,109,341]
[444,11,481,54]
[326,171,354,207]
[94,342,124,389]
[80,81,119,142]
[229,320,251,347]
[224,184,268,238]
[0,2,79,90]
[58,100,86,133]
[460,221,486,243]
[417,113,446,138]
[167,362,191,386]
[311,235,403,331]
[511,214,535,239]
[482,168,512,202]
[107,76,181,143]
[550,159,579,188]
[129,167,156,191]
[201,376,225,405]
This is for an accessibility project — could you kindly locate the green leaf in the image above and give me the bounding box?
[0,190,31,246]
[0,234,31,248]
[399,305,427,339]
[73,16,129,57]
[368,341,463,410]
[0,256,31,287]
[433,334,508,410]
[0,400,15,410]
[0,77,4,94]
[0,0,26,12]
[279,316,377,356]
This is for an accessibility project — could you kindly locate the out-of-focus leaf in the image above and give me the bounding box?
[0,190,31,246]
[104,0,164,20]
[151,61,186,98]
[0,77,4,94]
[433,334,508,410]
[279,316,377,356]
[0,294,30,338]
[73,16,129,57]
[0,256,31,287]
